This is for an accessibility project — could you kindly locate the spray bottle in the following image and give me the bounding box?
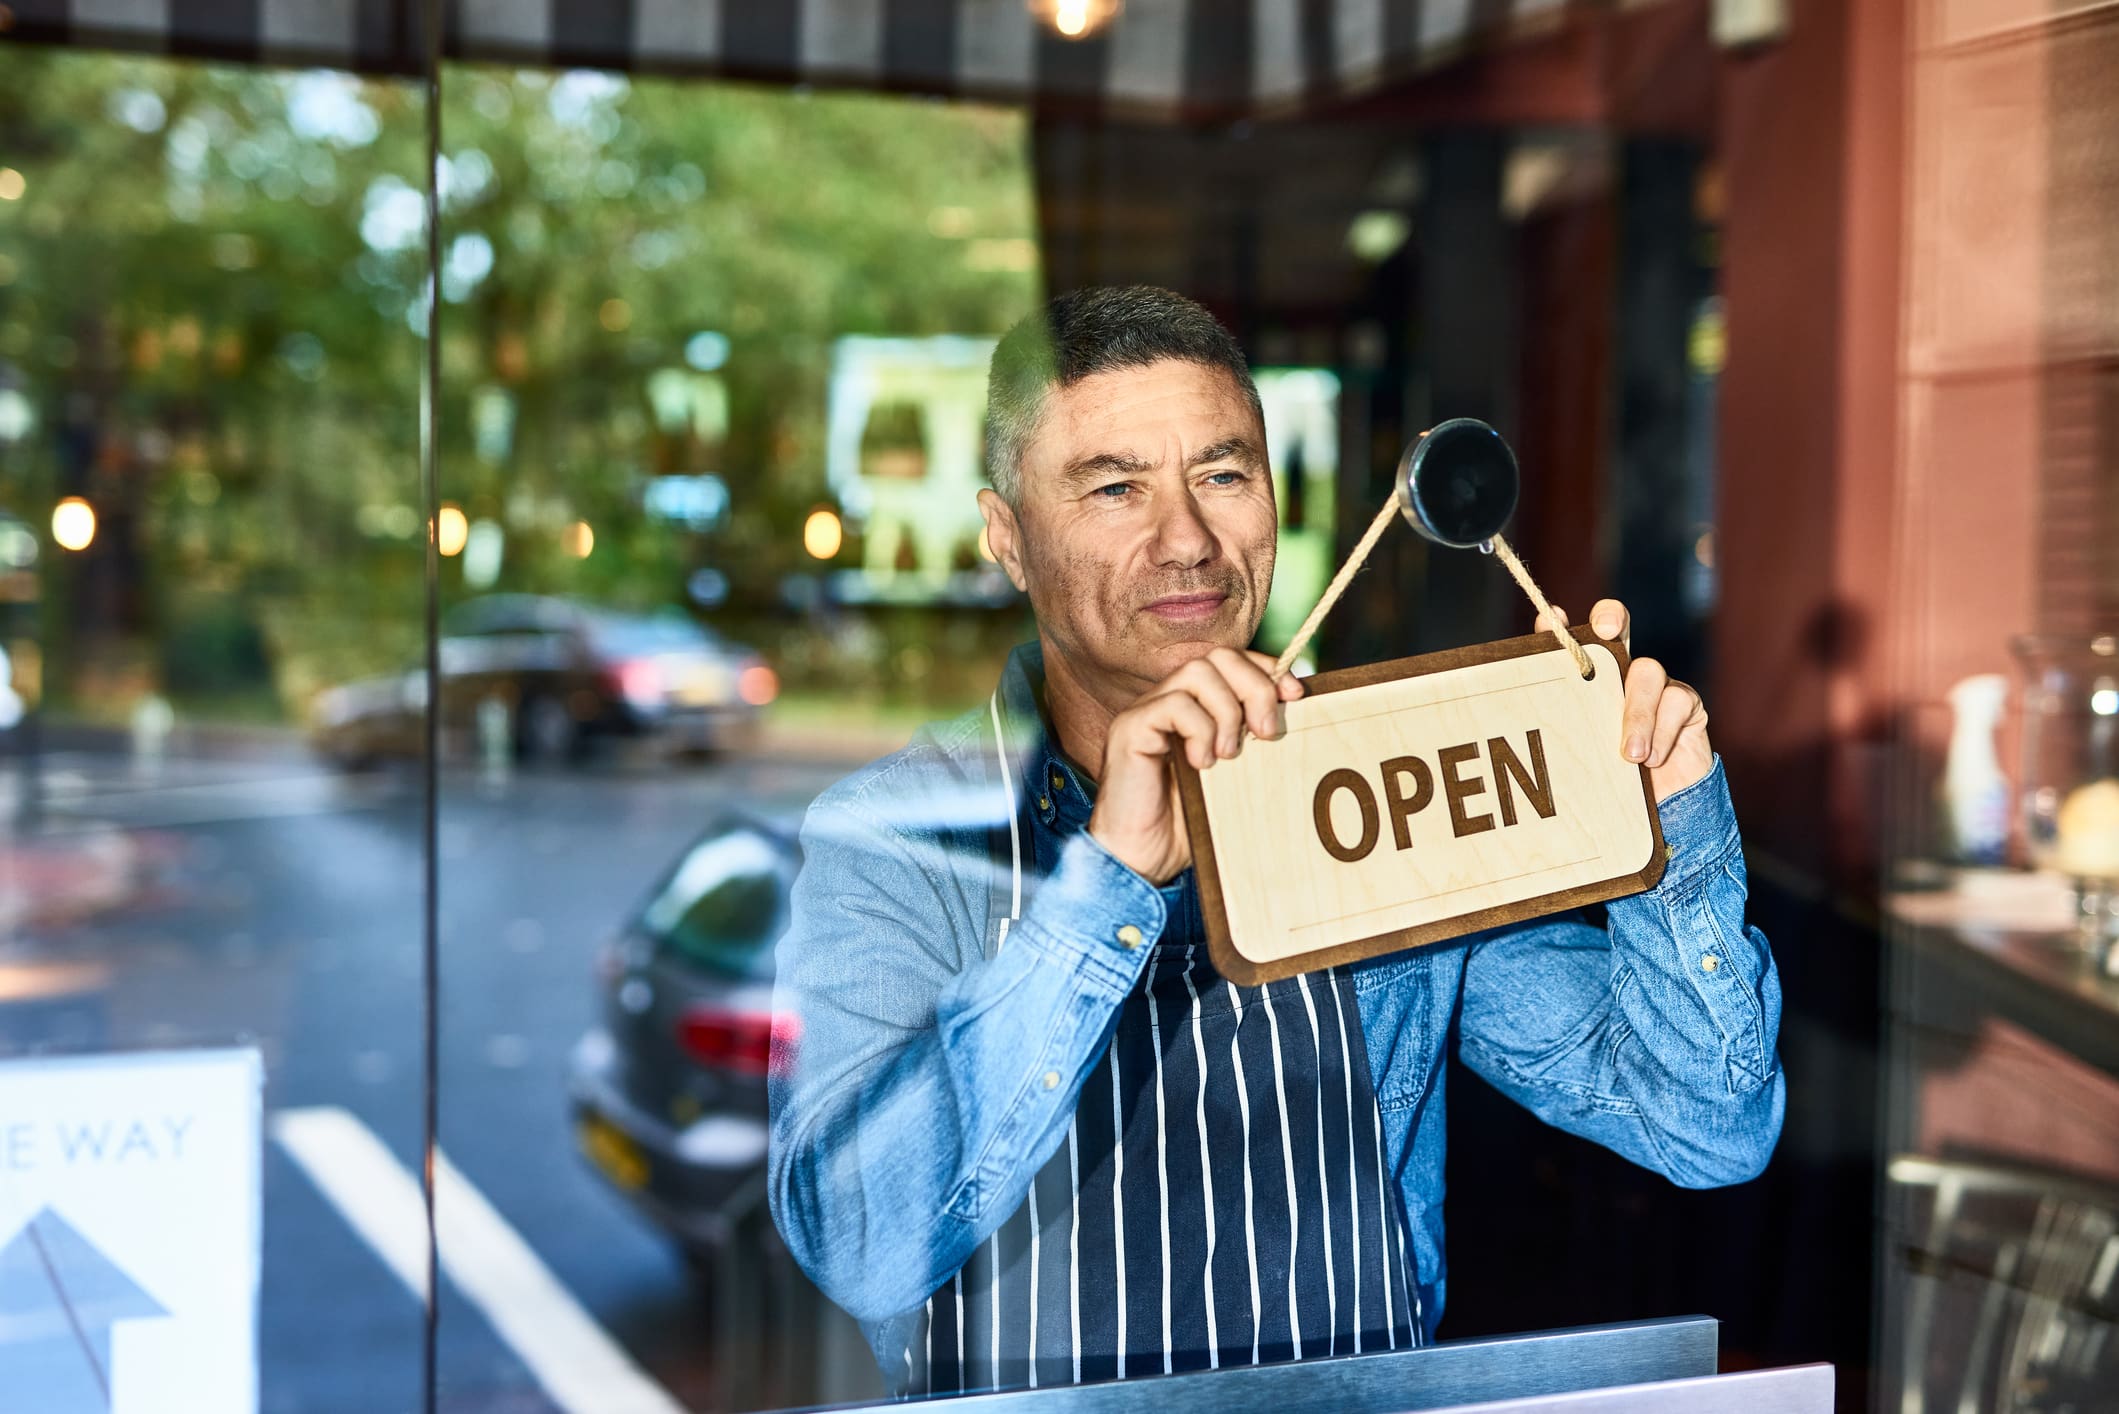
[1942,674,2012,865]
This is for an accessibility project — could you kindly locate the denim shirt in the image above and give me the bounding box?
[767,644,1785,1372]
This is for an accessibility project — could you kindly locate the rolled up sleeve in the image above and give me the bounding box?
[768,803,1162,1323]
[1458,757,1785,1188]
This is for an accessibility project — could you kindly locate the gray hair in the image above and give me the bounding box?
[984,285,1262,505]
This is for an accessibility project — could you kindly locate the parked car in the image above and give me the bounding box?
[568,814,801,1259]
[309,595,776,767]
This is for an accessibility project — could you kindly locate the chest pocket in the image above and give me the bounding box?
[1350,948,1456,1113]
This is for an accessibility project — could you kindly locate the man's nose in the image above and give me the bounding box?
[1150,489,1219,568]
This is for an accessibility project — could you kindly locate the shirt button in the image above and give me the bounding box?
[1037,795,1051,812]
[1701,953,1720,973]
[1116,924,1144,951]
[1042,1070,1060,1091]
[1051,770,1066,792]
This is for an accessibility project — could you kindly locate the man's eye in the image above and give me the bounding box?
[1205,470,1246,486]
[1092,483,1133,498]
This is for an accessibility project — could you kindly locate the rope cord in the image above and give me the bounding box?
[1270,495,1400,679]
[1487,534,1593,677]
[1269,495,1593,680]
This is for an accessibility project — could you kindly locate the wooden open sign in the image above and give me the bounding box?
[1174,627,1667,985]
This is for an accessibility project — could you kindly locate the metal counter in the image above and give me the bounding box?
[833,1315,1831,1412]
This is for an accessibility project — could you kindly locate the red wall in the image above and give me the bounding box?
[1712,0,1908,884]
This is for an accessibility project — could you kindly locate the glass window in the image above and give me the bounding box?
[0,48,432,1414]
[8,5,1934,1410]
[428,62,1040,1414]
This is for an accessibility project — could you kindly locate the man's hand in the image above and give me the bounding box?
[1089,648,1306,885]
[1535,598,1713,803]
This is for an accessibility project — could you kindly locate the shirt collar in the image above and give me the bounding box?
[1000,641,1198,921]
[994,642,1098,834]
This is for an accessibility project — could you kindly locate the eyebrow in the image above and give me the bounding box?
[1187,437,1266,472]
[1056,450,1156,488]
[1055,437,1266,490]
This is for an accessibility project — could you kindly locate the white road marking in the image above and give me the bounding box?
[272,1105,686,1414]
[272,1108,429,1295]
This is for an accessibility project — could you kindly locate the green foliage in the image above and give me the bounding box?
[0,52,1040,719]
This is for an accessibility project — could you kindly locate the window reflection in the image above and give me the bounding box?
[1,48,432,1414]
[640,828,790,976]
[428,66,1043,1412]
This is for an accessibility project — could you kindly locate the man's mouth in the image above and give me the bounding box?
[1141,591,1231,624]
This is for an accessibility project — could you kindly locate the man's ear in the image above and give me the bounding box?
[977,489,1029,593]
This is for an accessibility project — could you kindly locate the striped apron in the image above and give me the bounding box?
[897,762,1422,1396]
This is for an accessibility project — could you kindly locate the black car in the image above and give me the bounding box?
[310,595,776,767]
[568,815,801,1258]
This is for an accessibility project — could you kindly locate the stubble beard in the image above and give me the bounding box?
[1047,557,1262,700]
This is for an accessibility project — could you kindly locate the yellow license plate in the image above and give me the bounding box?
[578,1115,649,1191]
[675,665,728,705]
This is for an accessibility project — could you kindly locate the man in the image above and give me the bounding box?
[768,286,1783,1395]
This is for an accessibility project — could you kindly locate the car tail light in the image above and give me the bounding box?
[607,658,663,707]
[676,1007,800,1077]
[737,663,779,707]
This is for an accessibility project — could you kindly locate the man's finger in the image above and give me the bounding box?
[1621,656,1668,763]
[1170,661,1249,759]
[1590,598,1631,651]
[1208,647,1288,739]
[1124,690,1224,771]
[1533,604,1569,634]
[1245,649,1307,703]
[1646,681,1700,768]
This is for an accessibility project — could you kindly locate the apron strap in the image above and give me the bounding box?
[982,688,1036,961]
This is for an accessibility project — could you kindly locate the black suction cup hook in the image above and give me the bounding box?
[1395,418,1520,550]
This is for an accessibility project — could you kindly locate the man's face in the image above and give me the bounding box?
[981,358,1277,704]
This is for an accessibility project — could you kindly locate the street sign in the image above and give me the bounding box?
[1176,629,1667,984]
[0,1048,262,1413]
